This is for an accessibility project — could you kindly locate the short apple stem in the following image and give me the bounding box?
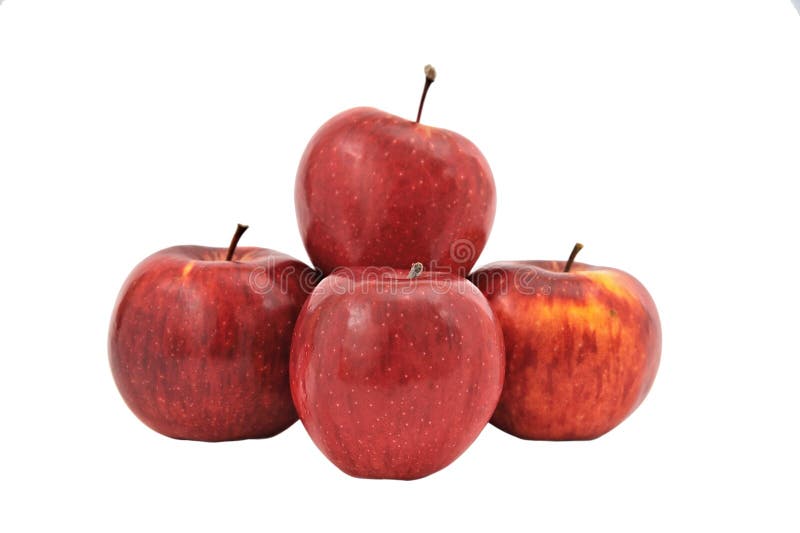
[563,243,584,273]
[408,262,424,280]
[225,224,249,261]
[415,65,437,124]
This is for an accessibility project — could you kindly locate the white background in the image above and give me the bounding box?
[1,1,799,531]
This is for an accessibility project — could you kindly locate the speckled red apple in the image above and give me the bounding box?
[469,244,661,440]
[295,66,496,275]
[108,225,319,441]
[290,264,505,479]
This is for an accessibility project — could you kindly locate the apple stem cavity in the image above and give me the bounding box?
[225,224,249,261]
[408,262,424,280]
[563,243,584,273]
[415,64,437,124]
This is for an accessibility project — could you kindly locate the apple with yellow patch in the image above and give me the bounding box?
[469,244,661,440]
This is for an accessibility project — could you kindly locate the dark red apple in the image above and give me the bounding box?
[295,65,496,275]
[469,244,661,440]
[108,224,319,441]
[290,263,505,479]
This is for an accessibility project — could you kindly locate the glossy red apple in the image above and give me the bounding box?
[109,225,319,441]
[295,65,496,275]
[290,263,505,479]
[469,244,661,440]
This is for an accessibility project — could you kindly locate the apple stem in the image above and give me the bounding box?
[408,262,424,280]
[563,243,584,273]
[225,224,249,261]
[415,64,437,123]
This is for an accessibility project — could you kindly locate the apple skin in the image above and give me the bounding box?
[290,267,505,479]
[295,107,496,275]
[469,260,660,440]
[109,245,318,441]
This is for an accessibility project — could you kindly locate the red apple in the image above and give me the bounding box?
[108,225,319,441]
[290,264,505,479]
[295,65,496,275]
[469,244,661,440]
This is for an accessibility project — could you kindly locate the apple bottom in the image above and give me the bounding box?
[113,350,298,442]
[298,373,497,480]
[110,303,299,442]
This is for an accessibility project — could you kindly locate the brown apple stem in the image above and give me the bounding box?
[225,224,249,261]
[408,262,424,279]
[415,65,437,123]
[563,243,584,273]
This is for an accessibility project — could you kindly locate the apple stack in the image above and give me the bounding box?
[109,65,661,480]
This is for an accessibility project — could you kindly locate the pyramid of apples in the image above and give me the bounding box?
[109,66,661,480]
